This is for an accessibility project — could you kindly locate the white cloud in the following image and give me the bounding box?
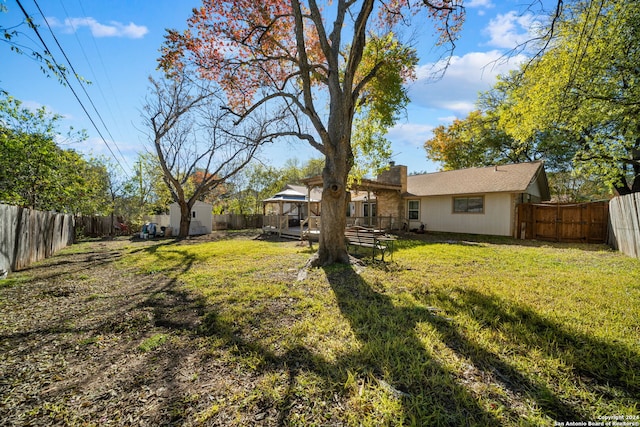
[79,136,141,167]
[466,0,494,8]
[20,100,75,120]
[49,16,148,39]
[484,11,538,49]
[466,0,494,15]
[437,115,459,124]
[408,50,526,115]
[20,100,47,112]
[387,123,434,149]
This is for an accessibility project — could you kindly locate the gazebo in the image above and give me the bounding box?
[262,185,321,238]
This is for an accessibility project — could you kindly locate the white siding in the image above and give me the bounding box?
[169,201,213,235]
[419,193,514,236]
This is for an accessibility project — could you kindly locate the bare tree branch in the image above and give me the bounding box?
[142,74,271,236]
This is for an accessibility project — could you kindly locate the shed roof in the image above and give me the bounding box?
[406,162,549,199]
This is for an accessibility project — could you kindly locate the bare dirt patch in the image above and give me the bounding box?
[0,237,289,426]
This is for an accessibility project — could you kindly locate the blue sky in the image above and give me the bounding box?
[0,0,552,177]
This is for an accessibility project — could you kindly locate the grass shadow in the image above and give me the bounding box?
[435,288,640,411]
[0,238,214,425]
[197,306,347,425]
[5,236,633,425]
[395,231,613,253]
[323,264,501,425]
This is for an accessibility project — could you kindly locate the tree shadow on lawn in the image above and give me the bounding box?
[191,263,500,425]
[194,263,612,424]
[10,249,123,281]
[87,240,635,424]
[395,231,613,252]
[322,264,504,425]
[433,288,640,410]
[325,266,640,423]
[0,241,197,344]
[7,237,634,425]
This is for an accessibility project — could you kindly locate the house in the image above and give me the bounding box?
[264,161,550,238]
[405,162,550,236]
[169,201,213,235]
[299,165,408,231]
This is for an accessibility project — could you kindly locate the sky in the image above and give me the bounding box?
[0,0,554,178]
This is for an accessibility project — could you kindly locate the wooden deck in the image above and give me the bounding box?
[262,215,321,241]
[262,223,320,241]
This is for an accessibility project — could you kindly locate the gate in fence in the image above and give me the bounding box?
[516,202,609,243]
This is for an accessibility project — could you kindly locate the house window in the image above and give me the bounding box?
[408,200,420,220]
[192,211,197,218]
[363,203,376,217]
[453,196,484,213]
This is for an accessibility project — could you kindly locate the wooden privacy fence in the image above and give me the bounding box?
[76,215,114,237]
[0,204,75,273]
[516,202,609,243]
[608,194,640,259]
[213,214,262,230]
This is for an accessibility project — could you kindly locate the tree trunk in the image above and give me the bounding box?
[178,201,191,237]
[309,133,353,267]
[313,171,350,266]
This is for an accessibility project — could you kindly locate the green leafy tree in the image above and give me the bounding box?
[59,154,111,216]
[221,158,325,215]
[0,94,107,213]
[500,0,640,194]
[241,164,283,215]
[424,63,582,172]
[547,170,611,202]
[424,110,522,170]
[127,152,173,217]
[351,34,418,182]
[159,0,463,265]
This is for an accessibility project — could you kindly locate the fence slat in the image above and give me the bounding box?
[0,204,75,273]
[608,194,640,259]
[212,214,263,230]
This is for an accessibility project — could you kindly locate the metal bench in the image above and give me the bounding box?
[344,226,394,261]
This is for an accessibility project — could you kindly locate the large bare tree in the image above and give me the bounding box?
[143,76,274,237]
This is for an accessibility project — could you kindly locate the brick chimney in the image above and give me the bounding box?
[377,162,407,193]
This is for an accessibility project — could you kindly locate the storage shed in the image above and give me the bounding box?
[169,201,213,235]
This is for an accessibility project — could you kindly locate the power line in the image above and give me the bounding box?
[31,0,131,172]
[60,0,129,147]
[14,0,130,176]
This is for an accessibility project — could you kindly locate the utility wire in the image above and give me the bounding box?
[61,0,129,146]
[31,0,131,172]
[14,0,130,176]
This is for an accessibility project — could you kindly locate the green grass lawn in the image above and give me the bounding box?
[121,234,640,426]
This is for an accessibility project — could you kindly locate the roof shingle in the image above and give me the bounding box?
[406,162,546,197]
